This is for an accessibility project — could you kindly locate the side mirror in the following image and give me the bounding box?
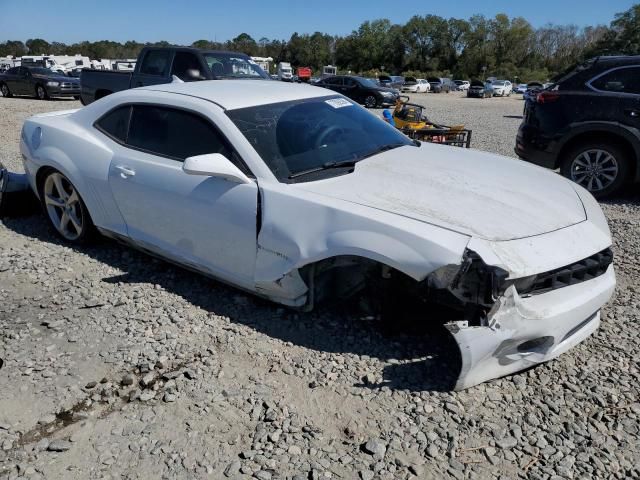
[186,68,204,81]
[182,153,251,184]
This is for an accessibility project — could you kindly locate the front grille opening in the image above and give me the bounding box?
[514,248,612,296]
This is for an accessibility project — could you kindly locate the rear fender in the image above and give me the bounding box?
[557,122,640,179]
[23,119,119,232]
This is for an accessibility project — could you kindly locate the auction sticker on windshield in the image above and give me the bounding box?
[325,98,352,109]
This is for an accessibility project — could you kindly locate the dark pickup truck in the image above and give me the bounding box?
[80,46,270,105]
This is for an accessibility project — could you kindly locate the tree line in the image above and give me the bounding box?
[1,4,639,82]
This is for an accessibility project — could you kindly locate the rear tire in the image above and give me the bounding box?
[364,95,377,108]
[0,83,11,98]
[560,142,630,198]
[39,170,94,243]
[36,85,49,100]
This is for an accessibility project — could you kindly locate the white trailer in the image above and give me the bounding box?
[0,56,16,72]
[21,54,91,74]
[251,56,273,74]
[322,65,337,78]
[277,62,293,81]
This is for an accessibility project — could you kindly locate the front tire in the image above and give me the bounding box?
[36,85,49,100]
[0,83,11,97]
[364,95,377,108]
[560,142,629,198]
[40,170,94,243]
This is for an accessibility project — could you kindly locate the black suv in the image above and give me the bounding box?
[516,56,640,198]
[315,75,399,108]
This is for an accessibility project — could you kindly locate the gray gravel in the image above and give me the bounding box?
[1,94,639,479]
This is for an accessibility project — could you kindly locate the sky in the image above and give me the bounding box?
[0,0,636,44]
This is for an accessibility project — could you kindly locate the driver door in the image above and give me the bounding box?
[16,67,32,95]
[342,77,358,102]
[104,102,258,288]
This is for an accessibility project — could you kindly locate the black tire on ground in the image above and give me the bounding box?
[0,83,11,97]
[364,95,377,108]
[36,84,49,100]
[39,170,95,244]
[560,141,630,199]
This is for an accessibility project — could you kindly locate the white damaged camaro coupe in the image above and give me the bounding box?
[20,80,615,389]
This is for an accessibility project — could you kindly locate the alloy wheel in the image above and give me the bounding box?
[364,96,377,108]
[1,84,8,97]
[37,86,46,99]
[570,149,619,192]
[43,172,84,240]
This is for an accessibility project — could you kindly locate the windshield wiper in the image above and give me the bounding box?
[360,143,407,160]
[288,160,357,179]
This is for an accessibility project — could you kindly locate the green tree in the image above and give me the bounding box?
[0,40,27,57]
[229,33,258,55]
[592,4,640,55]
[25,38,51,54]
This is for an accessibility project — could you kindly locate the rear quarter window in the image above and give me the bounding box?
[590,67,640,94]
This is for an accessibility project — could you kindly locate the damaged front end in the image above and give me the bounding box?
[424,248,615,390]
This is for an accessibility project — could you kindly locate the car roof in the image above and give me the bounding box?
[594,55,640,64]
[142,46,250,57]
[140,80,332,110]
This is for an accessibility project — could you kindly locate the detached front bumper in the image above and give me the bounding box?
[448,265,615,390]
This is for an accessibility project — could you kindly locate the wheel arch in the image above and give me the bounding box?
[254,225,468,309]
[32,149,96,222]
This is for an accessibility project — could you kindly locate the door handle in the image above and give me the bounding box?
[115,165,135,178]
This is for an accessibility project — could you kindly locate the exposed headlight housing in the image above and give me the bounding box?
[46,81,59,87]
[381,91,394,97]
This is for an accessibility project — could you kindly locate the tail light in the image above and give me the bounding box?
[537,91,560,104]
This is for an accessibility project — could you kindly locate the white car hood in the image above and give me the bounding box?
[294,144,586,241]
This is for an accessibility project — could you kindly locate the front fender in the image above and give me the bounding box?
[254,184,470,303]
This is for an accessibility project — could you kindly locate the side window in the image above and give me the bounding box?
[344,78,356,87]
[139,50,170,76]
[591,67,640,94]
[171,52,203,81]
[127,105,231,161]
[95,106,131,142]
[327,77,343,86]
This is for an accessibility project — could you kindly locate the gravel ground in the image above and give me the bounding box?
[0,93,639,480]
